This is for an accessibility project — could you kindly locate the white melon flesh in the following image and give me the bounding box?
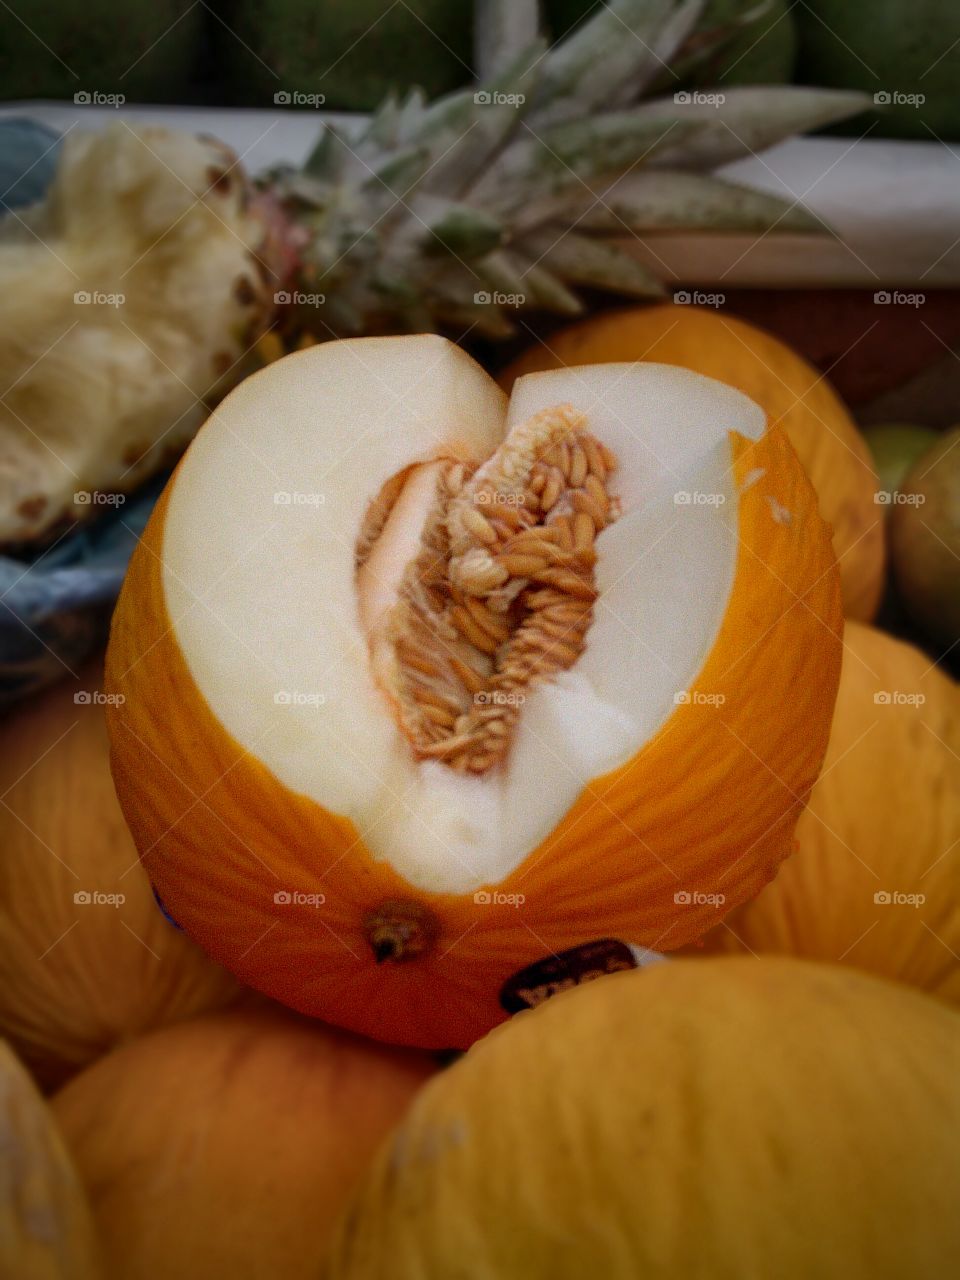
[163,335,765,894]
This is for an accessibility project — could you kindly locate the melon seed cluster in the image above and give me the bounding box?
[358,405,619,774]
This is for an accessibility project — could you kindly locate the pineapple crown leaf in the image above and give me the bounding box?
[577,170,822,234]
[523,230,667,298]
[425,203,504,258]
[286,1,871,337]
[473,0,540,82]
[533,0,707,124]
[639,87,873,170]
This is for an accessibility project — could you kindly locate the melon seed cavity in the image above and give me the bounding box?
[356,405,619,774]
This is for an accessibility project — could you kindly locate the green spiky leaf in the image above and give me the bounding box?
[426,203,504,257]
[290,2,869,341]
[522,231,666,297]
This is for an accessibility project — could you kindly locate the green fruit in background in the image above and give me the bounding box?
[0,0,202,104]
[549,0,795,85]
[891,427,960,648]
[796,0,960,140]
[863,423,940,507]
[685,0,795,86]
[222,0,473,111]
[546,0,606,38]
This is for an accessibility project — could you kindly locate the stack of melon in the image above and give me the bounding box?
[2,313,958,1278]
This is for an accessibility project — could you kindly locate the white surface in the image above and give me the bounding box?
[0,101,358,171]
[637,135,960,287]
[5,101,960,283]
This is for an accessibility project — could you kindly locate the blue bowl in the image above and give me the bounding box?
[0,477,167,710]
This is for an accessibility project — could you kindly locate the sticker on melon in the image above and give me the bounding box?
[105,335,842,1050]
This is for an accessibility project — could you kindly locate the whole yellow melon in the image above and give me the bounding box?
[501,305,884,620]
[324,957,960,1279]
[52,1007,435,1280]
[0,661,239,1089]
[0,1040,101,1280]
[692,623,960,1003]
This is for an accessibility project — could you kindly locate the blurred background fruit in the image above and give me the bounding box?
[0,0,202,104]
[890,425,960,648]
[863,422,940,505]
[671,0,797,86]
[0,0,804,111]
[0,661,240,1090]
[548,0,796,85]
[53,1007,436,1280]
[0,1040,101,1280]
[795,0,960,139]
[500,304,885,620]
[218,0,473,110]
[324,957,960,1278]
[689,623,960,1005]
[698,0,796,84]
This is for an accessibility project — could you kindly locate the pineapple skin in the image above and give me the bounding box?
[0,125,272,547]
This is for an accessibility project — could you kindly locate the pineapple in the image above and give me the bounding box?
[0,0,864,547]
[0,127,271,547]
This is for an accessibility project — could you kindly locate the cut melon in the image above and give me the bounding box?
[106,335,842,1048]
